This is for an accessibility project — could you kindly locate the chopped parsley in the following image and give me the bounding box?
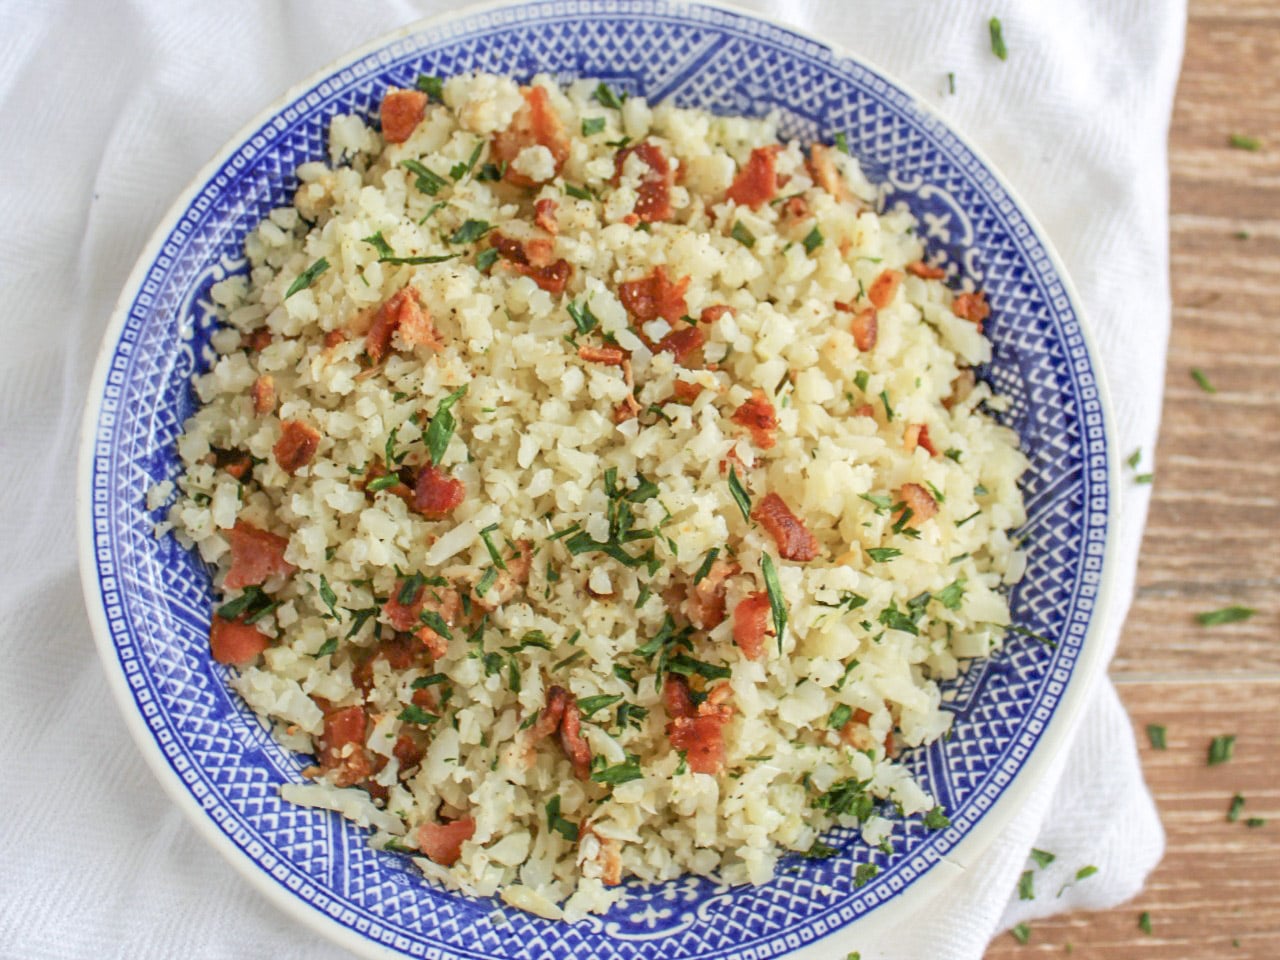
[827,704,853,730]
[835,132,850,155]
[317,574,339,618]
[415,74,444,100]
[1228,793,1246,822]
[1190,367,1217,393]
[1247,817,1267,828]
[312,636,338,660]
[1146,724,1167,750]
[367,474,400,492]
[1030,848,1056,868]
[867,547,901,563]
[878,600,919,636]
[581,116,606,136]
[989,17,1008,61]
[761,553,787,652]
[362,231,458,265]
[284,258,329,299]
[1126,448,1142,469]
[566,299,599,335]
[424,384,467,464]
[401,158,448,196]
[813,776,874,821]
[879,389,894,420]
[564,182,595,201]
[1139,911,1152,935]
[553,649,586,671]
[449,140,485,181]
[397,704,440,726]
[947,71,956,95]
[728,466,752,521]
[217,585,272,621]
[859,492,892,513]
[591,756,644,785]
[1075,865,1099,882]
[944,447,963,463]
[1134,472,1154,485]
[1208,734,1236,766]
[1018,870,1035,900]
[544,794,578,841]
[478,522,507,571]
[475,246,500,273]
[593,81,626,110]
[935,578,966,610]
[802,226,824,254]
[853,370,870,393]
[418,610,453,642]
[1229,133,1262,151]
[731,220,756,248]
[693,548,721,585]
[1010,923,1030,945]
[577,694,624,719]
[1196,605,1255,626]
[448,219,492,244]
[923,806,950,830]
[475,566,498,597]
[853,863,879,888]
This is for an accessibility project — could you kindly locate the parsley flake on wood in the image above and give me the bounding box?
[1228,793,1246,822]
[1229,133,1262,151]
[1139,911,1153,935]
[1196,605,1255,626]
[285,258,330,299]
[1208,734,1236,765]
[1190,367,1217,393]
[1010,923,1030,945]
[1146,724,1167,750]
[1247,817,1267,828]
[989,17,1009,61]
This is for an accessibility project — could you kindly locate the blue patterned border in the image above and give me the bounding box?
[80,3,1112,958]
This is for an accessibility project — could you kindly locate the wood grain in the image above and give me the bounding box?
[987,0,1280,955]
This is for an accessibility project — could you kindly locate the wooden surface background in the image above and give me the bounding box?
[986,1,1280,956]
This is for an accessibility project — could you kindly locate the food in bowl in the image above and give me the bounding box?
[159,71,1026,920]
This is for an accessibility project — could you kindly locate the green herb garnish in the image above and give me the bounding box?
[363,231,457,265]
[424,384,467,464]
[867,547,901,563]
[593,81,625,110]
[284,258,329,299]
[415,74,444,100]
[989,17,1008,61]
[1228,793,1246,822]
[1208,734,1236,765]
[761,552,787,652]
[1191,367,1216,393]
[591,756,644,785]
[401,159,448,196]
[545,794,579,841]
[582,116,606,136]
[1018,870,1035,901]
[1229,133,1261,151]
[318,574,339,618]
[1030,848,1056,868]
[578,694,624,719]
[731,221,756,248]
[803,226,824,254]
[1146,724,1167,750]
[397,704,439,726]
[448,219,492,244]
[1196,605,1255,626]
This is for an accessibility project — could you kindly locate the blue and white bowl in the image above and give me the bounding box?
[78,2,1118,957]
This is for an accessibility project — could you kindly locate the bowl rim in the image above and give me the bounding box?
[76,1,1122,956]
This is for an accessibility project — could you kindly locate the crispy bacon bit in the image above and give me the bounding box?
[671,379,703,405]
[214,448,253,481]
[383,579,426,631]
[665,677,731,776]
[853,403,876,418]
[241,328,273,352]
[663,675,696,719]
[559,698,592,781]
[520,258,573,295]
[752,492,821,562]
[906,260,946,280]
[489,231,573,294]
[581,825,623,885]
[352,634,424,694]
[225,520,294,589]
[686,559,738,630]
[839,708,876,750]
[656,324,705,366]
[578,343,627,367]
[726,146,779,209]
[534,197,559,235]
[699,305,733,324]
[393,732,426,772]
[412,463,465,519]
[613,141,674,223]
[836,301,878,352]
[323,329,348,350]
[951,290,991,330]
[492,86,570,187]
[380,89,428,144]
[732,591,772,660]
[868,269,903,310]
[273,420,321,475]
[618,266,690,323]
[366,287,437,362]
[898,482,939,527]
[806,143,849,201]
[361,460,413,503]
[209,615,268,665]
[903,424,939,457]
[416,817,475,866]
[731,388,779,450]
[318,705,372,788]
[251,375,276,415]
[416,588,461,660]
[781,195,809,219]
[718,447,746,477]
[527,685,569,744]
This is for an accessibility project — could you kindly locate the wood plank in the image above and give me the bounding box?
[985,680,1280,958]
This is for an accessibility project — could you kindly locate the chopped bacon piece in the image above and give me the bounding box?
[273,420,321,475]
[380,89,428,144]
[527,685,569,743]
[613,141,674,223]
[559,698,592,781]
[839,708,876,750]
[668,714,727,775]
[725,146,779,209]
[534,197,559,235]
[383,579,426,631]
[209,615,268,665]
[618,266,690,324]
[685,559,738,630]
[903,424,939,457]
[581,825,623,885]
[412,463,465,519]
[490,232,528,264]
[519,258,573,295]
[489,231,573,294]
[718,447,746,477]
[836,301,878,351]
[951,290,991,330]
[806,143,850,201]
[224,519,294,589]
[416,588,461,659]
[241,328,273,352]
[491,86,569,187]
[393,732,426,772]
[214,448,253,481]
[352,635,424,695]
[578,343,627,367]
[897,482,939,527]
[731,388,779,450]
[656,324,705,366]
[733,591,772,661]
[417,818,476,866]
[360,460,414,503]
[752,492,820,562]
[853,403,876,418]
[781,195,809,219]
[699,305,733,324]
[317,705,372,788]
[366,287,437,362]
[663,675,697,719]
[671,379,703,405]
[251,375,276,415]
[906,260,946,279]
[867,269,903,310]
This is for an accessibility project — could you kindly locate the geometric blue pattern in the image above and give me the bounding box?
[80,3,1113,958]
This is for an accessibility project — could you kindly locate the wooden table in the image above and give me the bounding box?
[986,2,1280,956]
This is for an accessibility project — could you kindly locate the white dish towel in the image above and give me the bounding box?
[0,1,1180,957]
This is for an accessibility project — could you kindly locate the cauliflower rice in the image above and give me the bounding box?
[163,72,1027,919]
